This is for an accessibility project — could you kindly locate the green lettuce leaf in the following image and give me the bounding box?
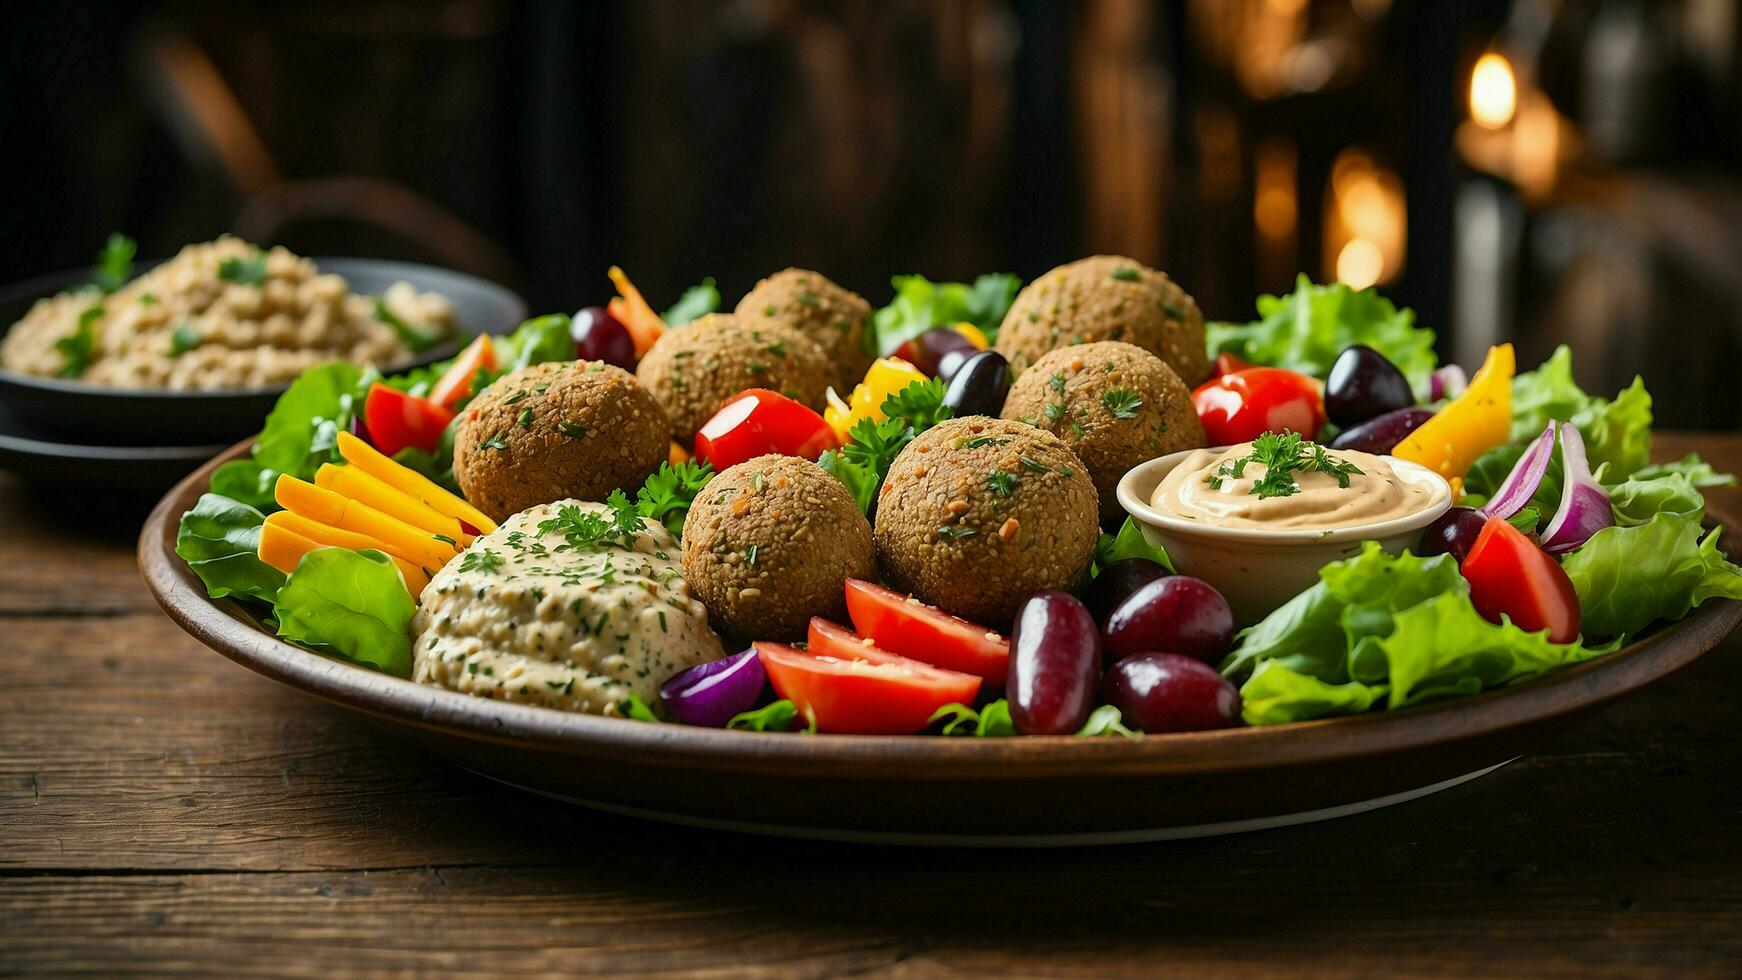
[1352,592,1611,708]
[174,493,285,603]
[1507,345,1653,479]
[1607,472,1706,527]
[1205,276,1437,397]
[498,314,575,372]
[1220,544,1464,684]
[273,547,417,677]
[662,277,720,326]
[1239,661,1386,726]
[871,273,1020,355]
[1630,453,1737,489]
[1562,513,1742,639]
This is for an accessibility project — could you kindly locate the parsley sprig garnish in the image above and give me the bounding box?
[634,460,714,536]
[1208,431,1363,500]
[536,491,644,549]
[818,378,955,513]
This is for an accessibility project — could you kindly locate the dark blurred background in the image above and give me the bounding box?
[5,0,1740,427]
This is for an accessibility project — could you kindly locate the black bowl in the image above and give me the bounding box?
[0,258,526,447]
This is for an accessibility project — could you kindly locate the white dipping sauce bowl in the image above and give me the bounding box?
[1115,447,1454,625]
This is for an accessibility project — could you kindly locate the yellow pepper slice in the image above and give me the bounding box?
[952,322,989,350]
[1392,343,1515,496]
[823,357,928,442]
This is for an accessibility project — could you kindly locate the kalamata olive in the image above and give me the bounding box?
[1325,345,1415,427]
[1008,591,1101,735]
[1328,406,1435,455]
[1418,506,1488,563]
[905,327,979,379]
[942,350,1010,418]
[1103,653,1241,733]
[348,411,371,445]
[1102,576,1235,665]
[1083,558,1169,625]
[571,306,636,371]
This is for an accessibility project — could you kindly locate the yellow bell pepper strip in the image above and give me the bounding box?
[1392,343,1515,497]
[314,462,472,547]
[275,475,460,573]
[335,430,496,534]
[952,322,989,350]
[259,519,430,596]
[606,266,667,357]
[823,357,928,443]
[668,440,691,467]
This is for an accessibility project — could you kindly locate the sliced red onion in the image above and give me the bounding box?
[1481,422,1556,521]
[659,648,767,727]
[1541,422,1613,554]
[1431,365,1468,401]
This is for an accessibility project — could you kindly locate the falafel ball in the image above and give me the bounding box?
[682,454,875,640]
[453,360,668,522]
[735,268,874,390]
[635,313,832,443]
[1002,341,1206,523]
[873,417,1099,625]
[995,255,1209,385]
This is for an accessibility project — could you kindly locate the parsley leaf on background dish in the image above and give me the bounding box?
[217,252,268,286]
[55,304,102,377]
[373,298,442,353]
[90,232,136,294]
[1206,275,1438,398]
[871,272,1021,356]
[661,277,721,326]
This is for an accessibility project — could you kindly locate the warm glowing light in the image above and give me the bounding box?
[1336,238,1384,290]
[1254,139,1297,241]
[1470,52,1517,130]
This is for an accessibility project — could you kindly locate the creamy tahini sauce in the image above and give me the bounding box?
[1150,442,1435,531]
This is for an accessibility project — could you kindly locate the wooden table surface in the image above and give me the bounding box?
[4,432,1741,978]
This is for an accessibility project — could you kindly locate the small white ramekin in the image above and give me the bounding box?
[1115,447,1454,625]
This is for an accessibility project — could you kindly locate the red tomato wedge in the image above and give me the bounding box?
[427,333,496,410]
[362,383,454,458]
[1191,367,1326,445]
[842,578,1010,682]
[694,388,837,468]
[1461,516,1582,644]
[755,640,981,735]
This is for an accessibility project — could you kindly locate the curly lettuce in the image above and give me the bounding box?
[1205,276,1437,397]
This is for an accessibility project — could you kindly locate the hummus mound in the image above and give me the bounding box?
[412,500,724,715]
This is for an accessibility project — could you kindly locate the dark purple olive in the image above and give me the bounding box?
[936,347,976,383]
[1103,576,1235,665]
[908,327,979,379]
[942,350,1010,418]
[348,411,371,446]
[1417,506,1488,563]
[571,306,636,371]
[659,649,767,727]
[1084,558,1170,625]
[1008,591,1101,735]
[1329,406,1435,455]
[1325,345,1415,427]
[1103,653,1241,733]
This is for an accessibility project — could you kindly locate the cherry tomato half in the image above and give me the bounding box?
[363,383,454,458]
[427,333,497,410]
[755,640,982,735]
[694,389,837,469]
[1460,515,1581,644]
[843,578,1010,682]
[1191,367,1327,445]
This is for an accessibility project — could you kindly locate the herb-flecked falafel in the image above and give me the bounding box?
[995,255,1209,385]
[873,417,1099,625]
[682,454,875,640]
[1001,341,1206,523]
[452,360,668,522]
[635,313,832,443]
[735,268,874,390]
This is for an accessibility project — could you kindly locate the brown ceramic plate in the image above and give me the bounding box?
[140,442,1742,845]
